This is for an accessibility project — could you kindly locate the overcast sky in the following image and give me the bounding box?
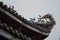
[0,0,60,40]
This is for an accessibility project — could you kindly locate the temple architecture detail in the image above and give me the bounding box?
[0,1,56,40]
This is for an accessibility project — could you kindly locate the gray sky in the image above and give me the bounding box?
[0,0,60,40]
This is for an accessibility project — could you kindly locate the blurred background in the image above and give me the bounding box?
[0,0,60,40]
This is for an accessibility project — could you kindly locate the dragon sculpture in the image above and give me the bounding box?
[0,1,56,40]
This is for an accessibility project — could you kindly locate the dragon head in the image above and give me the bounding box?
[38,14,56,29]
